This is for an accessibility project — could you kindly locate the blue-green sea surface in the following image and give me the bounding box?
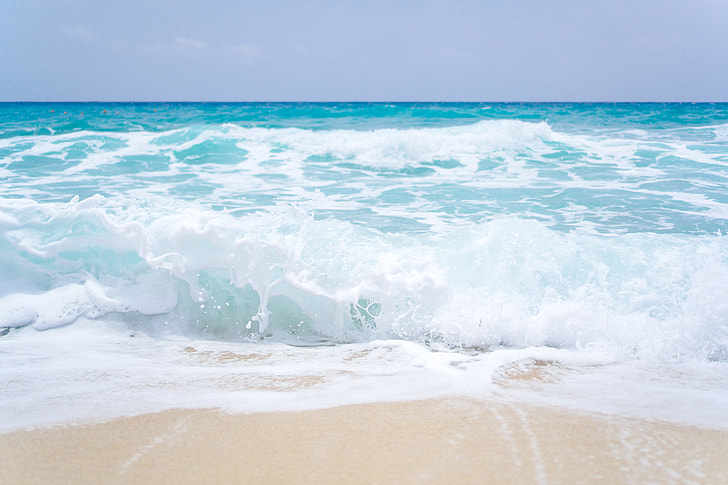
[1,103,728,432]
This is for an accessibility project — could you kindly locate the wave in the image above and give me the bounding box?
[1,196,727,361]
[3,119,728,235]
[3,120,727,186]
[0,119,556,167]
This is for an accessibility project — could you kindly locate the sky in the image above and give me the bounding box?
[1,0,727,102]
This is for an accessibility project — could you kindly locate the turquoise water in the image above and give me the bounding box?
[2,103,728,430]
[2,102,728,348]
[3,102,728,235]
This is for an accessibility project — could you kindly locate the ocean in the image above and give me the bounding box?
[1,102,728,431]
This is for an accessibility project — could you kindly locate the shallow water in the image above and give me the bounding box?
[2,102,728,430]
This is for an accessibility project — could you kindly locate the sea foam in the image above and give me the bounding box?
[1,194,726,361]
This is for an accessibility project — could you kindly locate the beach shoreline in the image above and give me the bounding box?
[2,398,726,485]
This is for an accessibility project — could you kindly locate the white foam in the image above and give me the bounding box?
[1,195,727,361]
[4,120,728,234]
[2,321,727,433]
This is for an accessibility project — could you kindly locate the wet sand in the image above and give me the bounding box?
[2,398,727,484]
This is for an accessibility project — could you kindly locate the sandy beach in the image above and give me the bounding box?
[2,398,727,484]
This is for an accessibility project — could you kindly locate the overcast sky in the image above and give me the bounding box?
[1,0,727,101]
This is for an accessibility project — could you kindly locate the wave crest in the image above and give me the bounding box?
[1,197,727,361]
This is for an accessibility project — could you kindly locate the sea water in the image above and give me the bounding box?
[1,102,728,431]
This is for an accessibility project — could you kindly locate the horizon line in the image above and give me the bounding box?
[2,100,727,104]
